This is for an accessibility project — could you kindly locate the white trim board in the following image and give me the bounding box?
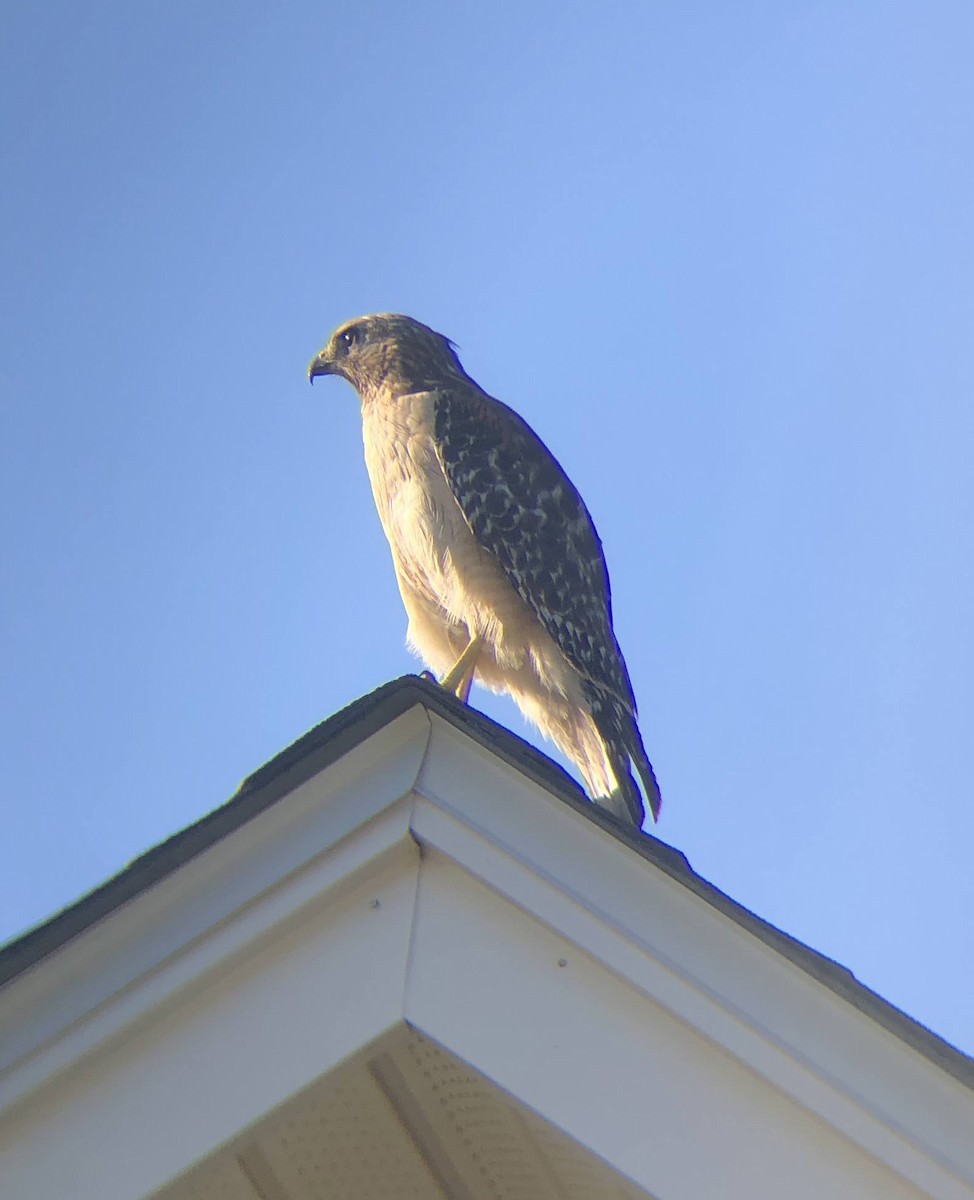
[0,682,970,1200]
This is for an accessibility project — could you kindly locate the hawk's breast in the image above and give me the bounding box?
[359,389,552,661]
[361,391,483,615]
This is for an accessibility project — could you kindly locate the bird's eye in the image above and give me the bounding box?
[340,326,359,351]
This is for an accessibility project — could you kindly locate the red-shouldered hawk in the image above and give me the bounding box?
[308,314,661,828]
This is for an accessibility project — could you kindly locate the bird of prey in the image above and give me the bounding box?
[308,314,661,827]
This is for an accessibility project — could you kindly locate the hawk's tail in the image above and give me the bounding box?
[589,687,662,828]
[626,722,663,824]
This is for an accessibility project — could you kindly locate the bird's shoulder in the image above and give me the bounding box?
[431,384,582,522]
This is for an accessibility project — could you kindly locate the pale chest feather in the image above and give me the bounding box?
[360,391,473,601]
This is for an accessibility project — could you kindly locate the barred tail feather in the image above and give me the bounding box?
[513,678,660,830]
[587,686,662,828]
[629,727,662,823]
[604,754,648,829]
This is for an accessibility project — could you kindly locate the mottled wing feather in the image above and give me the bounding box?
[432,386,661,824]
[432,387,631,700]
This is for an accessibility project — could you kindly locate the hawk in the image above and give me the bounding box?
[308,314,661,827]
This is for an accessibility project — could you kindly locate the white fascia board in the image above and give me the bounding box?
[0,706,433,1114]
[411,713,974,1200]
[405,847,932,1200]
[2,694,970,1200]
[0,838,422,1200]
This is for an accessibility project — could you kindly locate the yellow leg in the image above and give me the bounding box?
[455,659,477,703]
[440,634,483,698]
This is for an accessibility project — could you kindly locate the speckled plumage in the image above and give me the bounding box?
[308,313,661,826]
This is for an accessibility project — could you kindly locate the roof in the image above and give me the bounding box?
[1,673,971,1092]
[4,674,974,1200]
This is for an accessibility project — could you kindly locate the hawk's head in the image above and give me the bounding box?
[308,313,465,398]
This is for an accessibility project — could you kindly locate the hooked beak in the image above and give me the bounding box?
[307,350,336,384]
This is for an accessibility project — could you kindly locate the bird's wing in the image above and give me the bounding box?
[432,385,661,824]
[432,386,634,707]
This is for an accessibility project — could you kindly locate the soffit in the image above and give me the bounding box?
[156,1027,648,1200]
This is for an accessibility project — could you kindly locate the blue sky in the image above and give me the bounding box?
[2,2,972,1056]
